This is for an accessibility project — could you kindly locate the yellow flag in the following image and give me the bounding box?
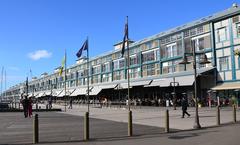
[59,56,65,76]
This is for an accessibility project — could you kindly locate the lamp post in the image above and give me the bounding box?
[179,40,211,129]
[234,89,239,108]
[170,77,179,110]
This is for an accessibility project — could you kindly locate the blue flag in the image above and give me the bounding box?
[76,39,88,58]
[121,17,128,57]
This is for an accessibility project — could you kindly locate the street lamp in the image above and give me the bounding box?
[179,40,211,129]
[170,77,179,110]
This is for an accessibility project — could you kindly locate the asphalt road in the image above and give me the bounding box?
[0,112,239,145]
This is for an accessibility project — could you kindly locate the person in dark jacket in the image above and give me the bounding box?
[68,97,73,109]
[21,95,29,118]
[181,97,190,118]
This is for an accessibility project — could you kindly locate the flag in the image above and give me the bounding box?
[121,16,128,57]
[59,56,65,76]
[76,39,88,58]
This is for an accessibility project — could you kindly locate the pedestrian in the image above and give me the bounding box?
[28,97,33,118]
[181,97,190,118]
[21,95,29,118]
[68,97,73,109]
[48,97,52,109]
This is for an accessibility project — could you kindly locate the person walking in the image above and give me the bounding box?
[28,97,33,118]
[181,97,190,118]
[68,97,73,109]
[21,95,29,118]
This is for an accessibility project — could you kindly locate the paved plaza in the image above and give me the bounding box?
[54,104,240,130]
[0,105,240,145]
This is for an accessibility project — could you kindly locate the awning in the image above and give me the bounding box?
[70,88,87,96]
[57,91,65,97]
[53,90,63,97]
[211,82,240,91]
[120,80,152,89]
[57,89,75,97]
[146,75,194,87]
[33,93,39,98]
[36,92,45,98]
[45,91,51,96]
[101,84,118,89]
[175,75,194,86]
[89,87,102,95]
[146,79,171,87]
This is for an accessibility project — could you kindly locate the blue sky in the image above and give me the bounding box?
[0,0,238,90]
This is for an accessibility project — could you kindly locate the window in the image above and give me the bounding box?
[92,65,101,74]
[142,64,156,77]
[102,73,112,83]
[237,23,240,37]
[142,51,155,63]
[113,70,125,81]
[197,26,204,34]
[119,59,125,68]
[130,55,139,66]
[102,63,110,73]
[165,43,177,58]
[113,59,125,70]
[219,57,229,71]
[162,61,173,74]
[129,68,140,79]
[184,30,190,37]
[113,61,119,70]
[217,27,227,42]
[192,34,211,51]
[198,37,204,50]
[92,75,101,84]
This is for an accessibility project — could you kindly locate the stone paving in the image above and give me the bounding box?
[53,104,240,130]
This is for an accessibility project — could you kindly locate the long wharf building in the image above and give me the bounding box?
[3,4,240,106]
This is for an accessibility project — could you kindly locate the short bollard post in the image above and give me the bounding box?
[233,105,237,123]
[84,112,89,141]
[128,110,133,136]
[33,114,39,144]
[15,102,17,109]
[19,103,21,109]
[165,109,169,133]
[216,106,220,126]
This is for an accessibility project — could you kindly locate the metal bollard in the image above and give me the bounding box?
[19,103,21,110]
[33,114,39,144]
[128,110,133,136]
[84,112,89,141]
[15,102,17,109]
[233,105,237,123]
[165,109,169,133]
[216,106,220,126]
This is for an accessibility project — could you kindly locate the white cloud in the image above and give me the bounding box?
[28,50,52,60]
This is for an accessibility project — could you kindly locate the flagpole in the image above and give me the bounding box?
[26,77,28,97]
[125,16,132,137]
[5,70,6,100]
[87,37,90,113]
[0,67,3,101]
[126,16,130,111]
[64,48,67,112]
